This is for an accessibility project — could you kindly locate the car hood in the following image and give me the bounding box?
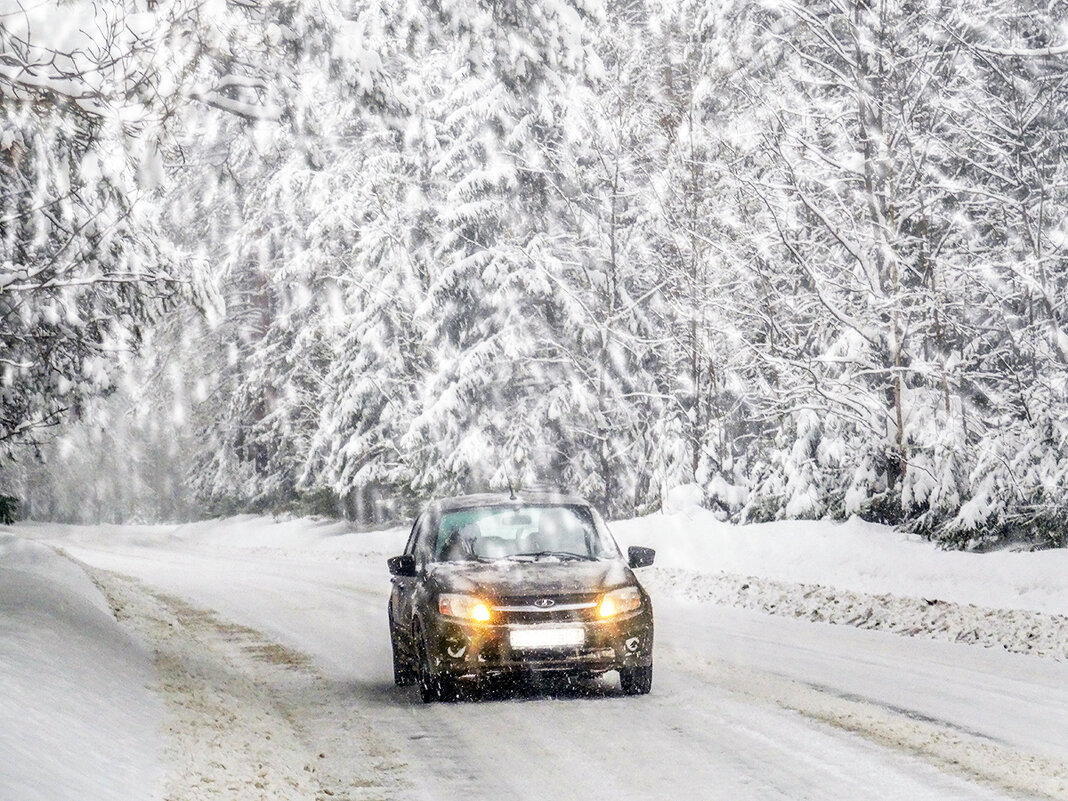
[427,558,632,599]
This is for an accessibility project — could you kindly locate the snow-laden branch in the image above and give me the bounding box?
[213,74,270,92]
[192,88,282,121]
[0,406,69,443]
[0,59,109,116]
[2,270,183,292]
[974,42,1068,58]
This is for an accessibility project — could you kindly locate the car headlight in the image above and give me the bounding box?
[438,593,492,622]
[599,586,642,617]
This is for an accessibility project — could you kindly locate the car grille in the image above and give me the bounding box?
[490,593,601,624]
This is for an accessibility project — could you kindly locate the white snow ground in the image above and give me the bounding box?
[613,510,1068,616]
[0,532,163,801]
[3,511,1068,800]
[612,511,1068,660]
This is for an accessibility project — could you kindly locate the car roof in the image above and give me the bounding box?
[429,491,592,514]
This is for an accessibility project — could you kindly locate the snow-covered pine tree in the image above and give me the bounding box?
[640,0,772,513]
[526,0,677,514]
[301,14,447,518]
[401,0,629,502]
[933,0,1068,546]
[178,0,394,512]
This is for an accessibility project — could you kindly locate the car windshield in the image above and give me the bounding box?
[433,504,619,563]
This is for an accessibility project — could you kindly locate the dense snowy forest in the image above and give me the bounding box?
[1,0,1067,547]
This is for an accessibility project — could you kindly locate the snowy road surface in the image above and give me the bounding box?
[16,518,1068,800]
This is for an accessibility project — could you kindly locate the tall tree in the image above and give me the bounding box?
[0,0,186,458]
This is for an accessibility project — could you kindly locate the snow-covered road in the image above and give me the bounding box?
[17,517,1065,801]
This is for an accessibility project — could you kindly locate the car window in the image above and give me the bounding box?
[433,505,618,562]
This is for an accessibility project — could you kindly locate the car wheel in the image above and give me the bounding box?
[391,627,416,687]
[416,627,442,703]
[620,664,652,696]
[437,672,459,702]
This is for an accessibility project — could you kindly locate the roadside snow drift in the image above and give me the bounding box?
[613,509,1068,615]
[0,531,164,801]
[613,509,1068,659]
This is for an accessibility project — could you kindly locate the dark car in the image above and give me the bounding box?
[387,492,655,702]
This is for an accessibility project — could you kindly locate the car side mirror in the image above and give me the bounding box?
[388,554,417,577]
[628,546,655,569]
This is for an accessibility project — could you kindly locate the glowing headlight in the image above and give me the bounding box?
[438,593,492,622]
[599,586,642,617]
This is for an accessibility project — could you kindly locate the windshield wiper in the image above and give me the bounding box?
[440,554,507,564]
[510,550,593,562]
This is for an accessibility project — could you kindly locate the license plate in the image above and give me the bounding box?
[509,627,585,650]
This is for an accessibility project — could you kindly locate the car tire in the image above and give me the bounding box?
[620,664,652,696]
[437,672,459,702]
[416,626,454,703]
[391,629,416,687]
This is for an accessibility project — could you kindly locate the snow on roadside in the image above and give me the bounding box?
[18,515,407,562]
[640,567,1068,660]
[21,505,1068,673]
[0,531,164,801]
[614,508,1068,660]
[613,509,1068,617]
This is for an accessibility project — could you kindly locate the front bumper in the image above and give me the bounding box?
[424,608,654,679]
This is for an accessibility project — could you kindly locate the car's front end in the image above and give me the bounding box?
[388,493,656,700]
[423,582,654,683]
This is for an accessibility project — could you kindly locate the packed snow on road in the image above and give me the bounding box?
[3,506,1068,801]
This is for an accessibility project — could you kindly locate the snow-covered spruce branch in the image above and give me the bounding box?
[3,269,184,293]
[972,42,1068,59]
[0,59,109,116]
[191,88,283,122]
[0,406,69,444]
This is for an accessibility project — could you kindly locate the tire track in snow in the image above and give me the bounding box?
[85,567,411,801]
[661,644,1068,801]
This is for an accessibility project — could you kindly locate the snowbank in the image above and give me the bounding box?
[613,510,1068,617]
[0,530,164,801]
